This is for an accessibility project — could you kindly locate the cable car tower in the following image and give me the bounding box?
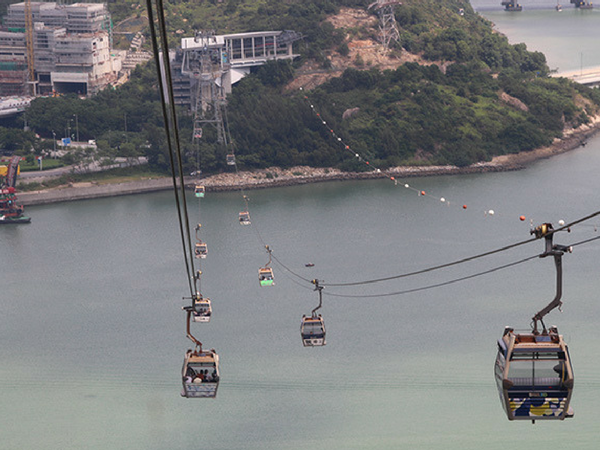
[188,31,229,147]
[368,0,402,53]
[494,223,574,422]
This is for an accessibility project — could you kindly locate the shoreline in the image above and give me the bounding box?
[18,117,600,207]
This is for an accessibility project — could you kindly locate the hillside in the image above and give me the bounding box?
[6,0,600,176]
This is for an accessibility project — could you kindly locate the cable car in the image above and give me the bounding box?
[494,326,574,422]
[239,211,251,225]
[194,241,208,259]
[300,314,326,347]
[258,267,274,286]
[192,296,212,322]
[494,223,575,422]
[181,348,219,398]
[194,185,205,198]
[226,154,236,166]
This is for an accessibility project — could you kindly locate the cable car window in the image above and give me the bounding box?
[507,352,565,387]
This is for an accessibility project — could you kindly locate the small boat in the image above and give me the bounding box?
[0,214,31,224]
[305,263,315,267]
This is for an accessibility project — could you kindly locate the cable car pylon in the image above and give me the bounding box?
[494,223,574,423]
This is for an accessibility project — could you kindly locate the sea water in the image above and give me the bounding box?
[2,8,600,450]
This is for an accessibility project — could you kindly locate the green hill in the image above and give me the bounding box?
[8,0,600,175]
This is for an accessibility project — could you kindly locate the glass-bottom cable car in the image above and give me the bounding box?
[494,326,574,421]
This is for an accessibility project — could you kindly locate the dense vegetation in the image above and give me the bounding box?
[2,0,600,174]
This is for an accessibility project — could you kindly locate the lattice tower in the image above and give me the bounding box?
[369,0,402,53]
[191,31,228,146]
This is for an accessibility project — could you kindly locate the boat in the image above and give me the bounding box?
[0,187,30,224]
[0,214,31,224]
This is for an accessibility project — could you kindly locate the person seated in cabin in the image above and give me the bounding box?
[193,370,204,383]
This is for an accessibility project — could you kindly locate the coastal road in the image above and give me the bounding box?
[19,157,148,183]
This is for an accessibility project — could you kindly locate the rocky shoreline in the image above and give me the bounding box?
[18,116,600,207]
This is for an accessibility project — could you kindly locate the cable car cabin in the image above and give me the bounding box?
[194,185,205,198]
[494,327,574,422]
[239,211,251,226]
[258,267,274,286]
[192,297,212,322]
[301,315,326,347]
[181,349,219,398]
[194,242,208,259]
[226,154,236,166]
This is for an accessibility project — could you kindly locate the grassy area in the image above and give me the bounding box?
[17,166,168,192]
[19,158,64,172]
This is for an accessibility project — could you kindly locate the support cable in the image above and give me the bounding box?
[154,0,198,292]
[320,210,600,288]
[145,0,194,296]
[322,230,600,300]
[323,254,539,299]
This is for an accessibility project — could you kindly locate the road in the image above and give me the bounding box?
[19,157,148,183]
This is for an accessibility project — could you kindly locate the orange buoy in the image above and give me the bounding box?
[463,205,467,209]
[420,191,426,196]
[520,215,526,221]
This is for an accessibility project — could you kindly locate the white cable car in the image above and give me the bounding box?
[494,223,575,422]
[494,327,574,421]
[239,211,251,225]
[181,310,219,398]
[194,241,208,259]
[301,279,326,346]
[226,154,236,166]
[192,296,212,323]
[181,348,219,398]
[301,314,326,347]
[194,185,205,198]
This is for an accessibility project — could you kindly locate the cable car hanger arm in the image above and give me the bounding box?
[531,223,572,334]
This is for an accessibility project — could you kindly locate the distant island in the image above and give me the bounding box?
[3,0,600,194]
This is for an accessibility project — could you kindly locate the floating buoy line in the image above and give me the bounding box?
[300,87,481,212]
[144,0,600,414]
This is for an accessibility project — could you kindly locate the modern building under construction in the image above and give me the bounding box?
[0,2,121,96]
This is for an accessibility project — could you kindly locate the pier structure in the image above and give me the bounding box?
[553,66,600,88]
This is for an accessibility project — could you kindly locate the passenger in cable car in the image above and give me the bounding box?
[259,268,274,286]
[239,211,251,225]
